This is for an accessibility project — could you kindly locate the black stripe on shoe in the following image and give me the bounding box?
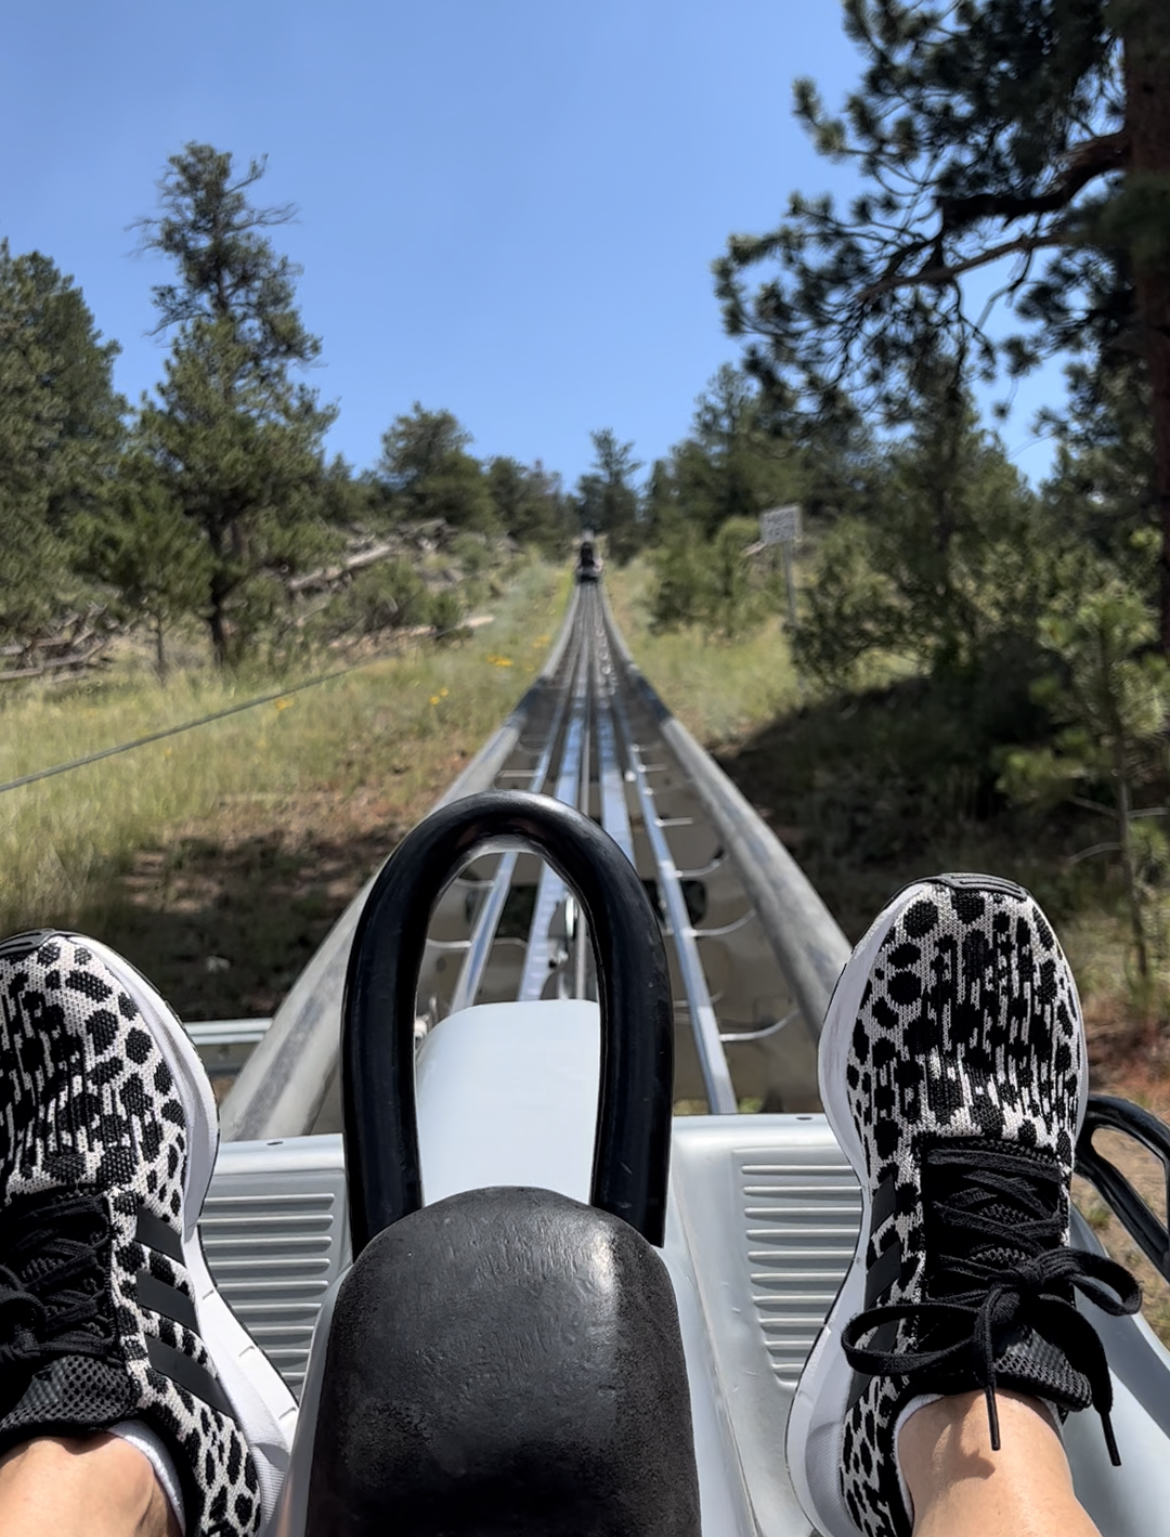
[864,1236,904,1311]
[846,1237,904,1411]
[136,1206,184,1263]
[847,1321,900,1412]
[137,1268,200,1334]
[846,1170,905,1413]
[146,1336,234,1417]
[870,1168,899,1236]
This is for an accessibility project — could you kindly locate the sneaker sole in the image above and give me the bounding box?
[784,877,1088,1537]
[77,938,299,1518]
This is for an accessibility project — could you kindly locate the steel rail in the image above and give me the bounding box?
[590,593,738,1114]
[219,587,582,1142]
[447,625,582,1014]
[588,605,635,865]
[518,633,592,999]
[221,569,852,1139]
[597,585,851,1039]
[572,641,596,1001]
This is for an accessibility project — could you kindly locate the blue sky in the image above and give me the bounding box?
[2,0,1062,490]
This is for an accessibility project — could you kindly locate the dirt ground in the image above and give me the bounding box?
[84,771,468,1022]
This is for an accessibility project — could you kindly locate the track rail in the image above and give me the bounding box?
[221,580,849,1140]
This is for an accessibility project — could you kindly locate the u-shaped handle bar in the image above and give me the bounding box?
[341,791,675,1255]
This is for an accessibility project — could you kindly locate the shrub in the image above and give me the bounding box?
[649,518,767,640]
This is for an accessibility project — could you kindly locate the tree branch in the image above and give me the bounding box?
[937,130,1128,233]
[1071,795,1117,818]
[860,231,1069,303]
[1065,840,1122,866]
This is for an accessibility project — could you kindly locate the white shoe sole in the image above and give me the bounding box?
[784,878,1088,1537]
[79,938,299,1524]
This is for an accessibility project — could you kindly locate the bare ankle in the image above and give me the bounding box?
[0,1433,179,1537]
[898,1391,1101,1537]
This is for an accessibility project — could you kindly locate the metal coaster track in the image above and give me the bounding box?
[198,569,1170,1537]
[220,579,850,1141]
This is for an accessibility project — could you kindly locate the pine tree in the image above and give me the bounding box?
[1000,575,1170,977]
[376,404,495,532]
[795,373,1047,686]
[1040,354,1157,580]
[647,366,805,540]
[0,241,124,638]
[575,430,643,562]
[136,144,337,664]
[715,0,1170,643]
[78,454,208,678]
[485,457,571,550]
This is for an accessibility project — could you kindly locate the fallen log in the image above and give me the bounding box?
[0,638,109,684]
[287,542,401,594]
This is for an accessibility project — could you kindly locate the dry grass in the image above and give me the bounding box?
[605,560,802,744]
[0,561,569,1001]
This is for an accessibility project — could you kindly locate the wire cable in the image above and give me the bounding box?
[0,636,448,797]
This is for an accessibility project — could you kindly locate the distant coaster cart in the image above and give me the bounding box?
[575,539,602,583]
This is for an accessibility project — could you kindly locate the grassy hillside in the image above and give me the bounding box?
[0,558,569,1015]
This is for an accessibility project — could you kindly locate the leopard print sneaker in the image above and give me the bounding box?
[785,876,1140,1537]
[0,932,297,1536]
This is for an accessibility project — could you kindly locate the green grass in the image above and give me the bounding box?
[611,558,1170,976]
[605,560,802,744]
[0,559,569,939]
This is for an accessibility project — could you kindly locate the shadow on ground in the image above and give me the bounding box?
[711,673,1088,944]
[717,687,1170,1343]
[75,822,405,1021]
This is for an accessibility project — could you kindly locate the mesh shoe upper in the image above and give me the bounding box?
[0,933,264,1536]
[0,1187,120,1380]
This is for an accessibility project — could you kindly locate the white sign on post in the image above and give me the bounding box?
[760,504,802,546]
[761,506,803,677]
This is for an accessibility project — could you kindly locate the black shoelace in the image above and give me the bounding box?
[841,1144,1141,1462]
[0,1190,117,1382]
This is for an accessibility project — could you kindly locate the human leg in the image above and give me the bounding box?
[785,875,1139,1537]
[899,1390,1102,1537]
[0,1434,179,1537]
[0,932,298,1536]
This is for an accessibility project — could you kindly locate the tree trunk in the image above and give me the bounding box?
[209,591,228,668]
[1124,16,1170,650]
[154,614,168,681]
[1113,741,1149,979]
[206,517,232,667]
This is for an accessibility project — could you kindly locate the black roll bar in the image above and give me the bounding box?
[341,791,674,1255]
